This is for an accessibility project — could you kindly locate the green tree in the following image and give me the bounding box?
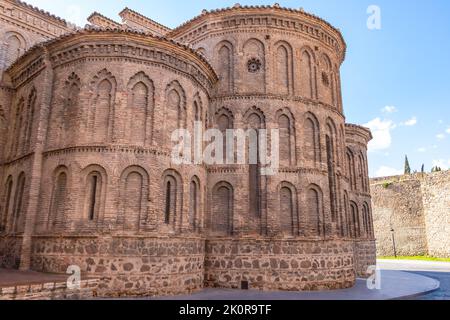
[421,164,425,173]
[404,155,411,175]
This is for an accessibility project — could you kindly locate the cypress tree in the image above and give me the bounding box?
[404,155,411,175]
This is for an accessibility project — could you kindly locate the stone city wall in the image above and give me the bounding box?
[371,170,450,258]
[204,239,356,291]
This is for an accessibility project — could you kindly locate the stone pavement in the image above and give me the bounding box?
[0,264,441,300]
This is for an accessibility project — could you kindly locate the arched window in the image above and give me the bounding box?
[189,177,200,231]
[0,176,13,232]
[210,182,233,235]
[242,38,265,93]
[24,89,36,152]
[12,172,26,233]
[347,149,357,190]
[326,120,338,224]
[86,172,102,221]
[163,171,182,227]
[49,171,68,230]
[244,107,265,220]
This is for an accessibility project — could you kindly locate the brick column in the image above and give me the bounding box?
[19,51,54,270]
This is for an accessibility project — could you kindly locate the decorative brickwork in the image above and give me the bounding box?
[0,2,375,297]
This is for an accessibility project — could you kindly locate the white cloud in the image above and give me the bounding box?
[381,106,397,114]
[437,133,446,140]
[374,166,403,178]
[432,159,450,170]
[364,118,396,152]
[400,117,418,127]
[417,147,427,153]
[446,128,450,134]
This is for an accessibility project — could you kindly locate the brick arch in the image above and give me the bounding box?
[325,117,339,224]
[189,175,201,231]
[117,165,149,232]
[303,112,321,166]
[215,40,234,94]
[80,164,108,226]
[242,38,266,93]
[306,184,325,237]
[127,72,155,145]
[11,172,26,234]
[164,80,187,146]
[10,97,25,158]
[209,181,234,236]
[346,148,357,190]
[299,46,317,99]
[162,169,183,230]
[47,165,69,231]
[3,31,27,67]
[88,69,117,143]
[278,181,298,236]
[274,41,294,95]
[349,201,360,238]
[276,107,296,166]
[319,53,336,106]
[0,175,13,232]
[61,72,81,146]
[24,87,37,153]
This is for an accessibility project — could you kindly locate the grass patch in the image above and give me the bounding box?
[378,256,450,262]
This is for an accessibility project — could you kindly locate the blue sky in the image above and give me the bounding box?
[26,0,450,177]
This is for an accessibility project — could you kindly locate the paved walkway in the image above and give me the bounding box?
[378,259,450,301]
[148,270,439,300]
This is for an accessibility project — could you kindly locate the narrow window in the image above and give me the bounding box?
[88,175,98,221]
[165,181,171,224]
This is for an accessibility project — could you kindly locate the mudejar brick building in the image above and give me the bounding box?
[0,0,375,297]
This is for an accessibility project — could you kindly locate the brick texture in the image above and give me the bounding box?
[0,2,376,297]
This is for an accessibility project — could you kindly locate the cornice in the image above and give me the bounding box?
[119,7,171,35]
[87,12,122,29]
[168,4,346,63]
[4,0,73,27]
[5,28,218,89]
[345,123,373,143]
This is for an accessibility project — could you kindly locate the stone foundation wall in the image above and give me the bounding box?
[30,236,205,297]
[204,239,356,291]
[353,240,376,277]
[0,236,22,268]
